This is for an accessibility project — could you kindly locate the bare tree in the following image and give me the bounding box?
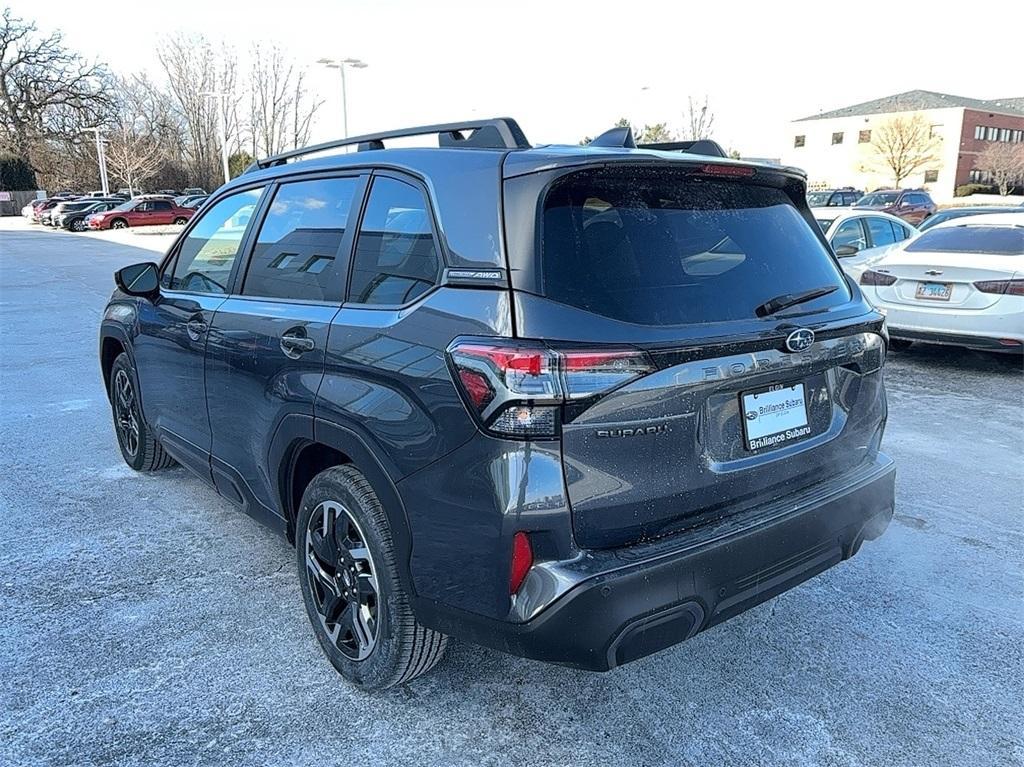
[0,9,112,165]
[104,77,175,195]
[865,115,943,188]
[975,142,1024,196]
[247,43,322,158]
[158,33,239,190]
[683,95,715,140]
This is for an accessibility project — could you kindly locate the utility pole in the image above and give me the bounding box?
[202,92,231,185]
[316,58,368,138]
[83,127,109,194]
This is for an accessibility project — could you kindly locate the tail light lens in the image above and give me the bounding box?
[509,531,533,594]
[447,340,654,438]
[974,279,1024,296]
[860,270,897,287]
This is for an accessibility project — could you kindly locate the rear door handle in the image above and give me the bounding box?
[280,330,315,358]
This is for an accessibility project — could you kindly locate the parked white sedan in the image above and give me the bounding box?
[813,208,917,281]
[858,213,1024,353]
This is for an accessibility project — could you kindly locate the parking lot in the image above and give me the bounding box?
[1,216,1021,767]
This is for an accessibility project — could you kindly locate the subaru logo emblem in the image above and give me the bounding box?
[785,328,815,353]
[745,411,758,421]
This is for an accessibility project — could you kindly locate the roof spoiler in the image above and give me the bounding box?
[637,139,728,158]
[587,127,728,158]
[245,118,531,173]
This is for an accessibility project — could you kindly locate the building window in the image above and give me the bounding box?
[831,132,844,145]
[999,128,1011,142]
[923,170,938,183]
[1014,130,1023,143]
[794,135,805,148]
[859,129,871,143]
[985,126,998,140]
[974,125,985,140]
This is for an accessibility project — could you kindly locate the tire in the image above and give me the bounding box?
[296,465,447,690]
[173,217,188,225]
[111,218,128,229]
[70,219,85,232]
[108,353,175,471]
[888,339,913,352]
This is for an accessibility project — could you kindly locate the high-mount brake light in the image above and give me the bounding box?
[447,340,655,439]
[697,164,756,177]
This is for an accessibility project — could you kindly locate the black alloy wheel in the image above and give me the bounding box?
[112,367,140,458]
[304,500,379,661]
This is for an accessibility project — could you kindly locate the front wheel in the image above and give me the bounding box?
[296,465,447,690]
[111,219,128,229]
[109,353,175,471]
[71,219,86,232]
[173,217,188,225]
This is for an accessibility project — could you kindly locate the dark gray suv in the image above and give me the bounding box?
[99,118,896,689]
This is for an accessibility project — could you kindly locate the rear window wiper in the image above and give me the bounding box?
[755,285,839,317]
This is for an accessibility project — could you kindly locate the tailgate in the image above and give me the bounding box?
[562,332,886,548]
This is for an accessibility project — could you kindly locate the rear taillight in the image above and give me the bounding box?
[860,270,897,287]
[509,531,533,594]
[974,279,1024,297]
[447,340,654,438]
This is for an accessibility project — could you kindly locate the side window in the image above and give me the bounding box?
[242,177,359,302]
[153,200,172,211]
[831,218,866,254]
[164,187,264,293]
[843,193,859,205]
[893,222,910,241]
[866,217,897,248]
[135,202,150,212]
[827,193,841,207]
[348,177,441,305]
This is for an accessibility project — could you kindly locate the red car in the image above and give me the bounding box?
[853,189,937,226]
[87,197,195,230]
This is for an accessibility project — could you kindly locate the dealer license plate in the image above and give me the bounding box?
[741,383,811,451]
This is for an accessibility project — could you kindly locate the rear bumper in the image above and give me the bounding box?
[890,327,1023,352]
[424,454,895,671]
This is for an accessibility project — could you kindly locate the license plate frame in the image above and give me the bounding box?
[915,281,953,301]
[740,382,811,452]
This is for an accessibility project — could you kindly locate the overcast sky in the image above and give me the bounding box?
[12,0,1024,156]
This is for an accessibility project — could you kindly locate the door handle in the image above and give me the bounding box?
[280,331,315,358]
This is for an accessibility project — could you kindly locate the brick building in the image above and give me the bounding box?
[780,90,1024,201]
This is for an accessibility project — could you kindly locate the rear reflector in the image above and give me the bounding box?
[860,270,897,287]
[510,532,533,594]
[974,278,1024,296]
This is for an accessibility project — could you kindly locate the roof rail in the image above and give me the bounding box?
[637,139,728,158]
[245,117,530,173]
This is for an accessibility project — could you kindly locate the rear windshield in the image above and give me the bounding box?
[858,192,898,205]
[540,170,849,325]
[905,226,1024,255]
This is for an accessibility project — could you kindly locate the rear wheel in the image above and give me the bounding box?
[111,218,128,229]
[296,465,447,689]
[109,353,175,471]
[173,216,188,225]
[70,218,86,232]
[888,339,913,352]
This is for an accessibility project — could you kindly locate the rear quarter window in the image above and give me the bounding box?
[540,169,850,325]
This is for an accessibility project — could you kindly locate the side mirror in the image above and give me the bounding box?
[115,262,160,297]
[835,244,860,257]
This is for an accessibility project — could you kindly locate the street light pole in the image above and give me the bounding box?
[83,127,109,194]
[316,57,368,139]
[202,92,231,185]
